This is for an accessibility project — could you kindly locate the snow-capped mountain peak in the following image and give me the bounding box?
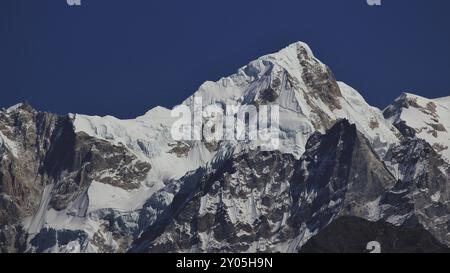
[177,41,400,157]
[1,42,449,253]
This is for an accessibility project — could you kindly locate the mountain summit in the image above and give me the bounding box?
[0,42,449,253]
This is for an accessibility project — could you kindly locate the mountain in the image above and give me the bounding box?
[0,42,448,253]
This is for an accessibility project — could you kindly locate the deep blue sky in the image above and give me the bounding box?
[1,0,449,118]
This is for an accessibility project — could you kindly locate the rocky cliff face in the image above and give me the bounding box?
[0,103,68,252]
[0,104,151,252]
[381,137,450,245]
[131,120,446,253]
[0,42,449,253]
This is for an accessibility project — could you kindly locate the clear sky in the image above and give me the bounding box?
[1,0,449,118]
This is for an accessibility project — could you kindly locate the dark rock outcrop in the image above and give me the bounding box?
[300,216,449,253]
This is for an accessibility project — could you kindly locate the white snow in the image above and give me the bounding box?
[6,103,23,113]
[337,82,399,149]
[0,131,19,158]
[386,213,413,226]
[87,181,150,212]
[431,191,441,203]
[26,184,54,235]
[385,92,450,163]
[73,106,215,181]
[62,241,81,253]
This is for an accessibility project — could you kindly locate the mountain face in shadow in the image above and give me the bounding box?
[300,216,450,253]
